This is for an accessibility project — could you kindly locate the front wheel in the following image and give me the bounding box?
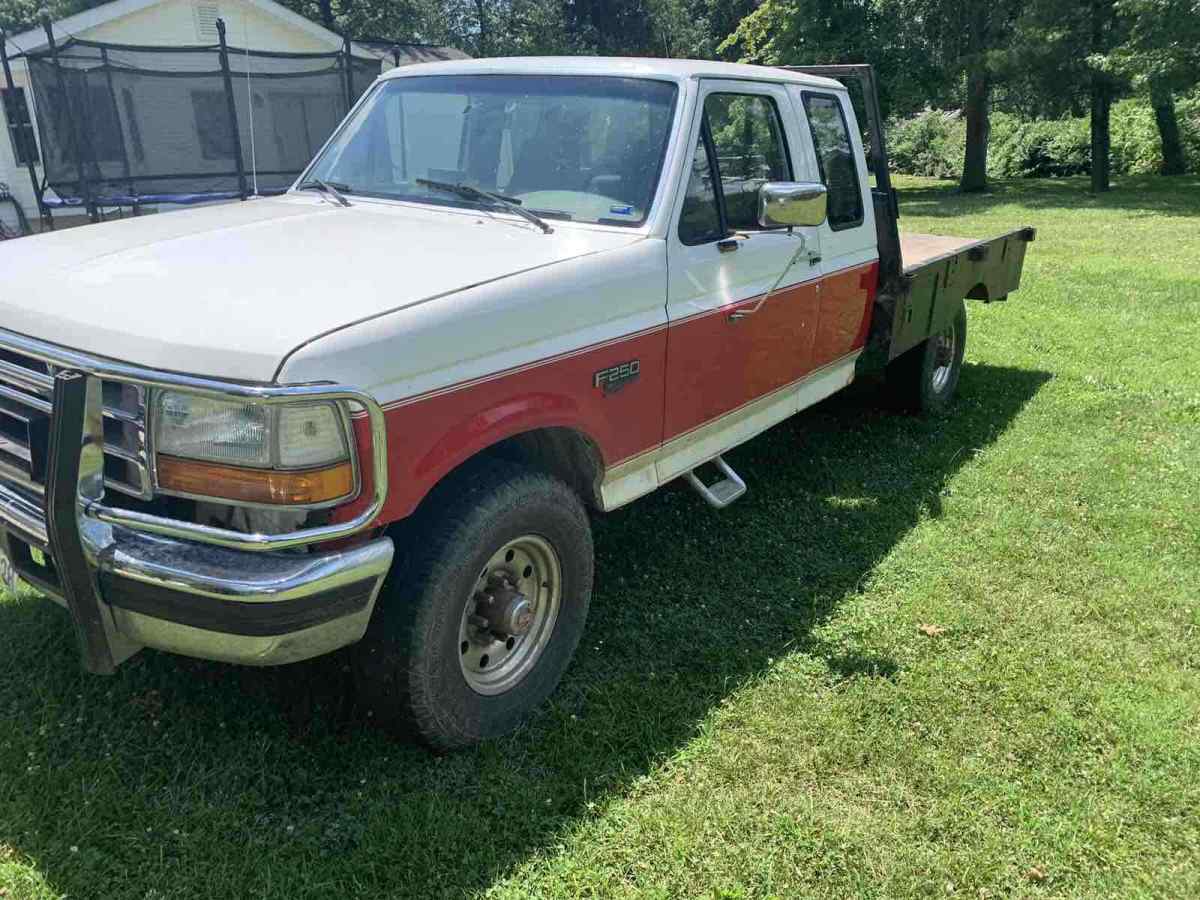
[887,298,967,415]
[352,459,593,750]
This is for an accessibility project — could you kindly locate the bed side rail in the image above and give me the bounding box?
[887,227,1036,360]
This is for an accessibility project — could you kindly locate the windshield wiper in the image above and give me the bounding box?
[297,178,352,208]
[416,178,553,234]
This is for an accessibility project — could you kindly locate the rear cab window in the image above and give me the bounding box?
[800,92,865,231]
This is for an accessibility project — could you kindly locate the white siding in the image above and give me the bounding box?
[82,0,335,52]
[0,61,41,233]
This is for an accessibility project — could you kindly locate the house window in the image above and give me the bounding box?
[1,87,40,166]
[190,90,235,159]
[122,88,145,163]
[41,80,124,164]
[85,85,124,163]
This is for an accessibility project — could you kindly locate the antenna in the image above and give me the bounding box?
[242,15,258,196]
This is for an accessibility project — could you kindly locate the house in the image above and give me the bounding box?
[0,0,462,233]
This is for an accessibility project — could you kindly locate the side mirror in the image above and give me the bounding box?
[758,181,828,229]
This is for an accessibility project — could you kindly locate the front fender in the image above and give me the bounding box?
[366,324,667,523]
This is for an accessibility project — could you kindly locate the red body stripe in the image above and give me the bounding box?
[663,279,820,439]
[338,259,880,527]
[363,328,668,523]
[812,260,879,368]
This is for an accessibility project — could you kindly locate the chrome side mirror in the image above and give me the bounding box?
[758,181,828,228]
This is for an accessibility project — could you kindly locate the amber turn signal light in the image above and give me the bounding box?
[156,455,355,506]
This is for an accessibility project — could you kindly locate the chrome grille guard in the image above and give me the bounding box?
[0,327,389,553]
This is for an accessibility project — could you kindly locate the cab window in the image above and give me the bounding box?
[678,131,723,245]
[801,93,864,230]
[704,93,791,230]
[677,91,792,244]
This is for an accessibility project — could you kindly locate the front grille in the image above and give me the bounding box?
[0,349,151,499]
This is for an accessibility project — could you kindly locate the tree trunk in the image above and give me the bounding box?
[1151,80,1186,175]
[959,2,991,193]
[960,63,990,192]
[475,0,489,56]
[317,0,334,29]
[1089,0,1113,193]
[1090,78,1111,193]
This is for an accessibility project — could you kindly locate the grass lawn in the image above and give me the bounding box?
[1,175,1198,899]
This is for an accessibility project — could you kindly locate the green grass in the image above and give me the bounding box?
[2,174,1199,899]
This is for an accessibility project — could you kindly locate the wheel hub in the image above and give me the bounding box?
[930,321,958,392]
[458,534,564,696]
[472,576,534,637]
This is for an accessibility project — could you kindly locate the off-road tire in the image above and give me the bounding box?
[352,458,593,750]
[887,298,967,416]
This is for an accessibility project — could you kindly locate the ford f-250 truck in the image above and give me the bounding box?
[0,58,1032,749]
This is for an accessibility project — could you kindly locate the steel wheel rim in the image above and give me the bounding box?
[930,322,957,393]
[458,534,562,696]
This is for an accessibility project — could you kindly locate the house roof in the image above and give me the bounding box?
[4,0,361,59]
[351,39,470,68]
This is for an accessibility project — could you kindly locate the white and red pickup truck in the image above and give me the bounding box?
[0,58,1032,748]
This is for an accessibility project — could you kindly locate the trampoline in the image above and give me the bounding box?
[13,23,378,222]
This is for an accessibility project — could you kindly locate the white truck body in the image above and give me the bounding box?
[0,58,1031,746]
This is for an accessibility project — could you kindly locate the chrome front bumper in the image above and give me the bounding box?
[0,352,393,671]
[5,512,394,667]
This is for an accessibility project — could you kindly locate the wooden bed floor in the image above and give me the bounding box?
[900,232,981,273]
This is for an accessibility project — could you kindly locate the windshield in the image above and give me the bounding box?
[301,75,678,227]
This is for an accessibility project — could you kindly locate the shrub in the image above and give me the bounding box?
[886,91,1199,179]
[988,113,1090,177]
[886,109,964,179]
[1110,91,1200,174]
[1110,98,1165,174]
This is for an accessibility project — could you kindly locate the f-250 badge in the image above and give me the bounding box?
[593,360,640,395]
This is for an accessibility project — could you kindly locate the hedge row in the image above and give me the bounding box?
[887,92,1200,178]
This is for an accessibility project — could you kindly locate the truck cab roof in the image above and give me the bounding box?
[378,56,846,92]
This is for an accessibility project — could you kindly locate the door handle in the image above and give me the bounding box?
[728,297,767,321]
[717,238,740,253]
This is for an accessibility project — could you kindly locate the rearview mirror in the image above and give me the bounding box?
[758,181,828,228]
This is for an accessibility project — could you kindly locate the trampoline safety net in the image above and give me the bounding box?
[24,37,378,205]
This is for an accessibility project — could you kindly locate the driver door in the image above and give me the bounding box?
[659,80,821,480]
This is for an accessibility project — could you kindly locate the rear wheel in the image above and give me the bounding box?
[887,298,967,415]
[352,458,593,750]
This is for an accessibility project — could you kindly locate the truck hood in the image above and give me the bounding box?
[0,196,642,382]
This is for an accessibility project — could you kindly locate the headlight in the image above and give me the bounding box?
[155,395,272,466]
[153,393,356,506]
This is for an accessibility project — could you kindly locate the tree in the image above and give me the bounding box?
[1008,0,1130,191]
[723,0,1021,191]
[881,1,1023,193]
[1106,0,1200,174]
[720,0,956,120]
[0,1,112,35]
[1089,0,1118,191]
[956,2,1020,192]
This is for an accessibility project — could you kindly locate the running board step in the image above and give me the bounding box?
[684,456,747,509]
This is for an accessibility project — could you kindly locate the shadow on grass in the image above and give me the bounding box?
[0,363,1050,899]
[896,174,1200,220]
